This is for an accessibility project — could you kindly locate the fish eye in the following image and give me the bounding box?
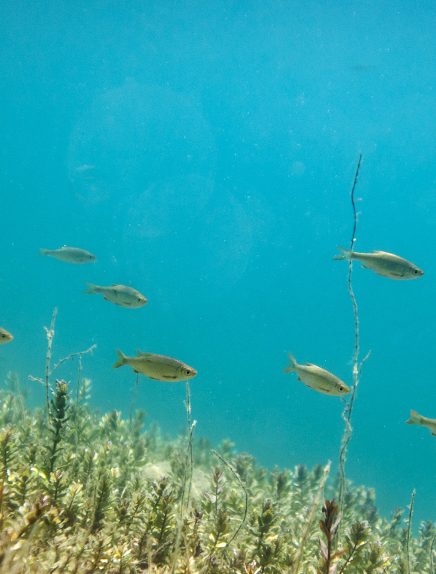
[414,269,419,274]
[339,386,344,392]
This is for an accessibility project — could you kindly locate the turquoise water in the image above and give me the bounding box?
[1,1,435,523]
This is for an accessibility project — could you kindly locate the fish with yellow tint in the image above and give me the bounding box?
[284,354,350,396]
[113,350,197,382]
[0,328,13,344]
[85,283,147,308]
[40,245,96,264]
[334,247,423,280]
[406,410,436,436]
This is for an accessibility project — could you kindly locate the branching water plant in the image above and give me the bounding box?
[318,499,343,573]
[28,308,96,424]
[0,374,432,573]
[45,379,70,476]
[27,306,58,418]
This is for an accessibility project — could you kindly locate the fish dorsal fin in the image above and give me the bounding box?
[371,250,394,256]
[303,362,316,367]
[136,350,150,356]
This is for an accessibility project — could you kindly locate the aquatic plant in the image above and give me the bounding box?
[318,499,342,573]
[0,373,433,573]
[338,154,366,514]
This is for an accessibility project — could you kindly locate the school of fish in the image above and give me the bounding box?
[0,242,431,435]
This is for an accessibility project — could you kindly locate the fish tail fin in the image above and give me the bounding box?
[40,248,50,256]
[406,409,421,425]
[284,353,297,373]
[113,350,127,369]
[85,282,98,294]
[333,246,353,261]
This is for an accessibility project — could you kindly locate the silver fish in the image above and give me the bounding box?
[86,283,147,308]
[334,248,423,280]
[40,246,96,264]
[0,327,13,345]
[284,354,350,396]
[113,350,197,382]
[406,410,436,436]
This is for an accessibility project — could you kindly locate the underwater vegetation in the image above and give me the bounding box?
[0,156,434,573]
[0,371,434,574]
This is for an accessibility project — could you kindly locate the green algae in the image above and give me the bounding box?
[0,373,433,574]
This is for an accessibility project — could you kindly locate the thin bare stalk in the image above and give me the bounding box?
[181,381,196,514]
[52,344,96,372]
[76,355,83,403]
[291,461,331,574]
[170,381,197,573]
[405,489,416,574]
[430,534,435,574]
[129,372,140,422]
[28,308,58,420]
[212,449,248,546]
[338,155,365,511]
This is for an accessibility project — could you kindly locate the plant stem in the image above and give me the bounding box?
[212,449,248,547]
[291,461,331,574]
[338,155,363,512]
[405,488,416,574]
[44,307,58,420]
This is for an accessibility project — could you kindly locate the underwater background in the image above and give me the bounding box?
[1,0,435,526]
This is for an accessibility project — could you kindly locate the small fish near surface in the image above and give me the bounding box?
[40,246,96,264]
[284,354,350,396]
[86,283,147,308]
[334,248,423,280]
[113,350,197,382]
[406,410,436,436]
[0,327,13,345]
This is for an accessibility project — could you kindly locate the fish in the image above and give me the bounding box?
[113,350,197,382]
[85,283,147,308]
[284,354,350,396]
[0,328,13,344]
[40,246,96,264]
[334,247,423,280]
[406,410,436,436]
